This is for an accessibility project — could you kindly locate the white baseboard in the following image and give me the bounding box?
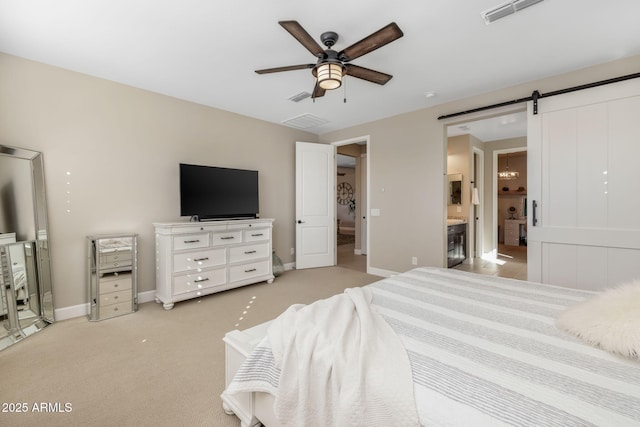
[138,290,156,304]
[284,262,295,271]
[54,303,88,321]
[367,266,397,278]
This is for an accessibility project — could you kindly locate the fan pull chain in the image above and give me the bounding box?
[343,75,347,103]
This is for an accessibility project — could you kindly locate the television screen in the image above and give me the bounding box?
[179,163,259,220]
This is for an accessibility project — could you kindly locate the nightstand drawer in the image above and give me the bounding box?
[99,288,132,306]
[173,268,226,295]
[99,300,134,319]
[99,273,132,294]
[173,233,209,251]
[100,250,131,263]
[173,248,226,273]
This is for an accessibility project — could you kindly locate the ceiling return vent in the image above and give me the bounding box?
[281,113,329,130]
[481,0,544,24]
[288,91,312,103]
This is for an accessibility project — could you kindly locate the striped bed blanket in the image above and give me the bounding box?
[226,267,640,426]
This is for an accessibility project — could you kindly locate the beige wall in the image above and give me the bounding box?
[0,53,318,311]
[322,55,640,274]
[2,51,639,311]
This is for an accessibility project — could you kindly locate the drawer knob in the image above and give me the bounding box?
[221,236,235,240]
[194,277,210,283]
[251,233,263,237]
[194,257,209,262]
[244,250,257,254]
[244,268,257,273]
[114,284,119,288]
[184,239,200,244]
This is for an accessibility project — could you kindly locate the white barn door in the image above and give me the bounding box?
[295,142,336,269]
[527,78,640,290]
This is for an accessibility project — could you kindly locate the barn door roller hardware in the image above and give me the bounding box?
[438,72,640,120]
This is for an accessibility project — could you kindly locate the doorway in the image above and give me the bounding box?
[445,110,527,280]
[333,136,369,273]
[494,149,528,280]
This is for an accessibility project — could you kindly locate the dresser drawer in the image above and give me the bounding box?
[99,300,134,319]
[243,228,270,242]
[164,224,226,235]
[212,231,243,246]
[173,268,226,295]
[99,288,132,306]
[100,273,132,294]
[173,233,209,251]
[229,260,270,283]
[173,248,226,273]
[229,243,269,263]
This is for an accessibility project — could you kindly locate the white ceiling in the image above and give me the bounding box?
[1,0,639,136]
[447,111,527,142]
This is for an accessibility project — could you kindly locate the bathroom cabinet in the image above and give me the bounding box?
[447,223,467,268]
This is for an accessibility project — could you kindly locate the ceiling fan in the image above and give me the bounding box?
[255,20,404,98]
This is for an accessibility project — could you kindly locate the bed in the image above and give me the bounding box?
[221,267,640,427]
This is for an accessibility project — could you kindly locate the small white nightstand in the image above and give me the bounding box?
[221,321,271,427]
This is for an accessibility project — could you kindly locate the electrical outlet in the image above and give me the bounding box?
[411,256,418,265]
[291,247,295,255]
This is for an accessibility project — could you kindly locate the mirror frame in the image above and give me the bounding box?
[0,144,54,325]
[448,173,463,206]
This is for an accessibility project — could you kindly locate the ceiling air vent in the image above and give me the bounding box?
[281,113,329,130]
[481,0,544,24]
[288,91,312,103]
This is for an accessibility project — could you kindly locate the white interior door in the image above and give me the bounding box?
[295,142,336,269]
[527,78,640,290]
[360,153,368,255]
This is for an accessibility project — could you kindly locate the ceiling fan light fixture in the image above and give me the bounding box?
[316,63,343,90]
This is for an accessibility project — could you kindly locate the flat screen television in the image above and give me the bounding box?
[179,163,259,220]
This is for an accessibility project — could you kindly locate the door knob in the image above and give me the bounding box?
[297,220,305,224]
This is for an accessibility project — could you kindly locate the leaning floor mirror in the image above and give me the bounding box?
[0,144,54,351]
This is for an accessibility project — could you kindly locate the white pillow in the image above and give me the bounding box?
[556,281,640,359]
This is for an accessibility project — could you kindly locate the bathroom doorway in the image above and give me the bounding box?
[446,110,528,280]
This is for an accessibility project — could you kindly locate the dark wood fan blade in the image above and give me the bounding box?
[279,20,325,57]
[344,64,392,85]
[255,64,315,74]
[312,83,326,98]
[338,22,403,62]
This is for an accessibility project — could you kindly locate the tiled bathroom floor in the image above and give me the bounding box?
[453,244,528,281]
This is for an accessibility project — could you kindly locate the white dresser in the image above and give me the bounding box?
[153,219,274,310]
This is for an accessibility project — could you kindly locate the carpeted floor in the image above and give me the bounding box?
[0,266,380,427]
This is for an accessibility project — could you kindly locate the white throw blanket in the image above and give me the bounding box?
[268,287,419,427]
